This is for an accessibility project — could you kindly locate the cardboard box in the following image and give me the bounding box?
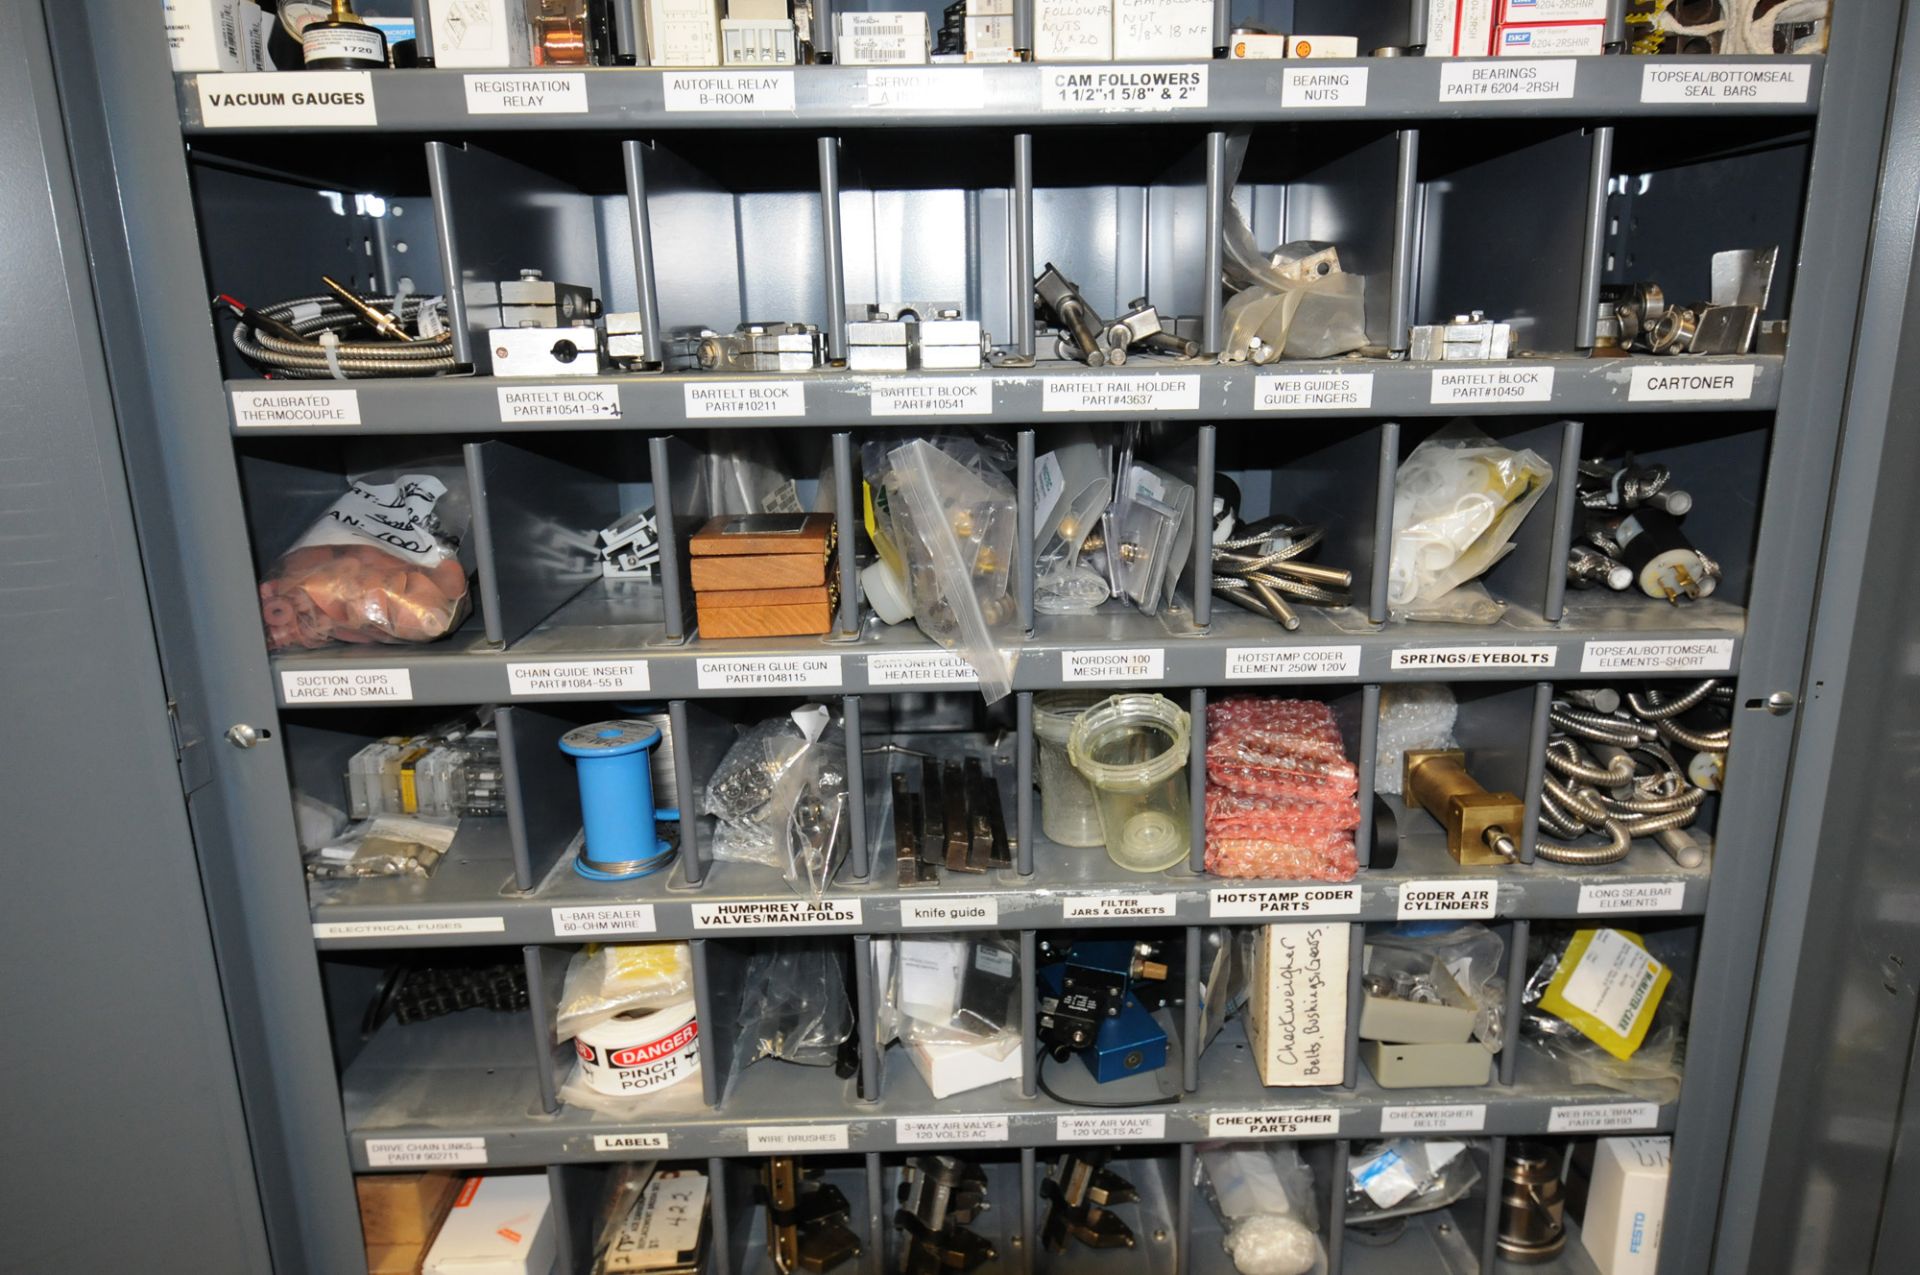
[1228,32,1290,59]
[1113,0,1213,61]
[1034,0,1113,62]
[1361,1039,1493,1087]
[1247,922,1350,1086]
[423,1175,555,1275]
[835,12,931,64]
[1286,35,1359,58]
[1496,21,1605,54]
[359,1172,462,1247]
[1426,0,1496,56]
[1501,0,1608,20]
[1582,1137,1671,1275]
[367,1242,430,1275]
[647,0,724,66]
[164,0,252,72]
[963,15,1019,61]
[428,0,533,68]
[908,1033,1025,1098]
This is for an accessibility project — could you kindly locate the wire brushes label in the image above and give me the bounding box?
[1627,362,1757,402]
[1580,638,1735,674]
[508,660,651,697]
[552,904,660,938]
[1040,65,1208,112]
[313,916,504,939]
[1057,1113,1166,1142]
[1061,894,1179,921]
[281,667,412,702]
[1640,63,1811,105]
[197,72,377,128]
[1211,886,1361,919]
[866,378,992,417]
[1429,365,1555,405]
[1440,59,1577,102]
[1224,645,1362,681]
[366,1137,488,1167]
[662,71,796,113]
[1280,66,1368,110]
[1577,883,1688,916]
[463,72,587,115]
[1043,375,1200,413]
[496,384,620,421]
[747,1124,849,1152]
[896,1116,1010,1145]
[1208,1109,1340,1138]
[1254,372,1374,412]
[232,386,360,427]
[1379,1104,1486,1134]
[900,897,1000,928]
[1547,1102,1660,1134]
[691,898,863,930]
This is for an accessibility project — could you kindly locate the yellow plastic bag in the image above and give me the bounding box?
[1537,928,1670,1061]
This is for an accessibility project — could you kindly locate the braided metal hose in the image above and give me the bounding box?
[1544,739,1635,786]
[1544,775,1610,824]
[1620,807,1700,839]
[1536,819,1632,865]
[1626,679,1718,721]
[1550,707,1651,747]
[231,292,457,378]
[1604,786,1707,816]
[1656,719,1732,751]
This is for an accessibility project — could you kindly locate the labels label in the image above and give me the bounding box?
[867,378,992,417]
[1578,883,1688,915]
[496,384,621,421]
[464,72,588,114]
[1440,59,1577,101]
[1628,363,1757,402]
[663,71,796,113]
[1548,1101,1660,1134]
[508,660,651,697]
[1212,886,1362,919]
[1224,646,1362,681]
[1208,1109,1341,1138]
[1043,375,1201,414]
[867,652,978,687]
[900,897,1001,928]
[695,655,842,690]
[552,905,660,938]
[1040,65,1209,112]
[313,917,505,939]
[593,1133,671,1152]
[1062,894,1179,921]
[1379,1104,1487,1134]
[1397,881,1498,920]
[1062,648,1165,683]
[896,1116,1010,1145]
[1281,66,1368,109]
[1640,63,1812,105]
[748,1124,850,1152]
[281,668,414,703]
[1254,372,1374,412]
[683,382,807,418]
[233,387,361,428]
[198,72,378,127]
[1580,638,1735,674]
[1056,1114,1167,1141]
[867,68,986,110]
[692,899,864,930]
[1430,366,1555,404]
[365,1137,487,1167]
[1390,645,1556,672]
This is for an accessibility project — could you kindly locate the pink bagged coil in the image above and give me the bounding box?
[1205,696,1359,881]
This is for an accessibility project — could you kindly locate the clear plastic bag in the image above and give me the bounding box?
[885,935,1021,1049]
[1522,927,1689,1103]
[1205,697,1361,881]
[304,813,459,880]
[555,942,695,1042]
[1367,923,1507,1052]
[1373,684,1459,797]
[1198,1143,1328,1275]
[1344,1139,1480,1223]
[777,718,851,903]
[730,940,854,1076]
[1387,426,1553,623]
[259,468,472,650]
[703,707,840,872]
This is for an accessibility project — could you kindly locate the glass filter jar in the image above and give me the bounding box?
[1033,690,1108,847]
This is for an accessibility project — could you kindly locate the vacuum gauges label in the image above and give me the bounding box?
[509,660,651,696]
[197,72,377,127]
[1640,63,1812,104]
[1040,65,1208,112]
[662,71,795,113]
[1627,364,1757,402]
[281,668,413,702]
[464,73,587,114]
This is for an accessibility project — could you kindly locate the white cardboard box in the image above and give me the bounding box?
[428,0,533,68]
[423,1175,556,1275]
[835,12,931,64]
[1248,922,1351,1086]
[648,0,725,66]
[1426,0,1497,56]
[1034,0,1113,62]
[1113,0,1213,61]
[1496,21,1604,54]
[1500,0,1609,20]
[907,1034,1024,1098]
[1286,35,1359,58]
[1581,1137,1670,1274]
[164,0,252,72]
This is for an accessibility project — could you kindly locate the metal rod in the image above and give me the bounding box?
[817,136,847,361]
[1194,425,1215,627]
[1013,133,1035,360]
[1017,430,1036,634]
[1577,127,1616,350]
[622,139,665,368]
[833,432,859,636]
[1204,132,1228,354]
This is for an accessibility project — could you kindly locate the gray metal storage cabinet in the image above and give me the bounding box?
[39,1,1907,1272]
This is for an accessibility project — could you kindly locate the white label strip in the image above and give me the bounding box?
[1628,363,1757,403]
[1577,883,1688,916]
[1548,1102,1660,1134]
[1440,59,1577,102]
[594,1133,671,1153]
[896,1116,1010,1145]
[867,378,992,417]
[198,72,377,127]
[867,652,979,687]
[1640,63,1811,105]
[280,668,414,703]
[1211,886,1362,919]
[496,384,621,421]
[1208,1109,1341,1138]
[866,68,986,110]
[1043,375,1201,413]
[1397,881,1498,920]
[1056,1114,1167,1141]
[682,382,806,418]
[663,71,796,113]
[1062,894,1179,921]
[1430,365,1555,404]
[1254,372,1374,412]
[1379,1105,1487,1134]
[508,660,651,697]
[552,905,660,938]
[692,899,864,930]
[314,917,505,939]
[365,1137,487,1167]
[463,72,588,114]
[1280,66,1368,109]
[1040,65,1209,112]
[1390,645,1556,672]
[901,897,1001,928]
[748,1124,850,1152]
[695,655,842,691]
[1062,648,1165,682]
[232,387,361,427]
[1581,638,1735,675]
[1224,645,1361,681]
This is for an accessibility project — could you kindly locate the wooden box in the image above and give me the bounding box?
[688,513,836,591]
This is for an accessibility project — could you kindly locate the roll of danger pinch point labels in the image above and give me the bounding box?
[573,1000,701,1097]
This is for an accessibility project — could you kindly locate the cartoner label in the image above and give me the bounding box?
[692,899,863,930]
[1430,366,1554,404]
[497,384,620,421]
[896,1116,1009,1145]
[198,72,377,127]
[1390,645,1556,672]
[1041,65,1208,111]
[1208,1109,1340,1138]
[1211,886,1361,918]
[748,1125,849,1152]
[1578,883,1688,916]
[1062,648,1165,682]
[1043,375,1201,413]
[1057,1114,1166,1141]
[867,652,978,687]
[365,1137,487,1167]
[1628,364,1757,402]
[1397,881,1498,920]
[233,387,360,427]
[683,382,806,417]
[281,668,413,702]
[1062,894,1178,921]
[1224,646,1361,680]
[695,655,842,690]
[1548,1102,1659,1134]
[463,72,588,114]
[1379,1105,1486,1134]
[1281,66,1368,109]
[867,379,992,417]
[1640,63,1811,104]
[508,660,651,696]
[1254,372,1374,412]
[1581,638,1734,674]
[1440,60,1576,101]
[662,71,796,112]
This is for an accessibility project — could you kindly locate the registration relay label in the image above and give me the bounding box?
[1041,65,1208,111]
[692,899,863,930]
[1397,881,1497,920]
[1211,886,1361,918]
[464,72,587,114]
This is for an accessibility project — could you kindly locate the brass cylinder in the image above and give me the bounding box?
[1404,749,1525,865]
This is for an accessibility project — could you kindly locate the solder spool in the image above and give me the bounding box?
[559,720,675,880]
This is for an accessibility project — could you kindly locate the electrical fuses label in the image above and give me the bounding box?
[1211,886,1362,918]
[1390,645,1556,672]
[901,897,1001,928]
[1581,638,1735,674]
[1208,1109,1340,1138]
[1062,648,1165,682]
[1379,1104,1486,1134]
[683,382,806,417]
[496,384,621,421]
[867,379,992,416]
[1062,894,1179,921]
[866,652,978,687]
[1254,372,1374,412]
[1429,366,1555,404]
[1280,66,1368,109]
[1548,1101,1659,1133]
[1224,646,1361,680]
[1397,881,1498,920]
[508,660,651,696]
[692,899,863,930]
[896,1116,1009,1145]
[552,905,660,938]
[366,1137,488,1167]
[1043,375,1201,413]
[1577,883,1687,915]
[1627,363,1758,402]
[867,69,985,111]
[313,917,505,939]
[197,72,377,127]
[1640,63,1812,105]
[1056,1114,1166,1142]
[1040,66,1208,112]
[695,655,842,690]
[281,668,413,703]
[748,1124,850,1152]
[594,1133,670,1153]
[233,387,361,427]
[662,70,796,113]
[1440,59,1577,101]
[463,72,588,114]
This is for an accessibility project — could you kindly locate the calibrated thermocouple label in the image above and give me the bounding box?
[281,668,413,702]
[1280,66,1369,109]
[1640,63,1812,104]
[1440,60,1577,102]
[232,387,361,427]
[197,72,377,127]
[464,72,588,114]
[508,660,651,696]
[661,71,796,112]
[1209,1109,1341,1137]
[1040,65,1208,111]
[1627,364,1758,402]
[365,1137,487,1167]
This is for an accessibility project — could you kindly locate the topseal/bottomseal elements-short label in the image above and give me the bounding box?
[1581,638,1734,674]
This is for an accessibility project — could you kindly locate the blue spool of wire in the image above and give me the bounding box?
[559,720,675,880]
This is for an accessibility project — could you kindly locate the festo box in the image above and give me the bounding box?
[164,0,253,72]
[1496,22,1605,54]
[1581,1137,1671,1275]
